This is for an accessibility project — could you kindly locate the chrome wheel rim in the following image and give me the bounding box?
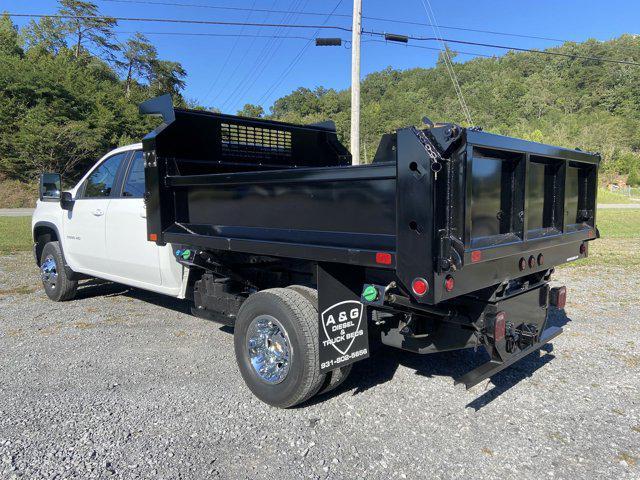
[246,315,291,384]
[40,255,58,289]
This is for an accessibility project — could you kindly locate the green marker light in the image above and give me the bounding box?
[182,249,191,260]
[363,285,378,302]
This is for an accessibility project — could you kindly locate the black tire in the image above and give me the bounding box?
[234,288,326,408]
[287,285,353,396]
[40,241,77,302]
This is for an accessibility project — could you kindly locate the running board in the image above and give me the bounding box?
[455,326,563,389]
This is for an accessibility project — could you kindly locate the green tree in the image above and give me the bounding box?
[149,59,187,97]
[237,104,264,118]
[0,13,22,56]
[58,0,118,61]
[122,33,157,98]
[22,17,67,55]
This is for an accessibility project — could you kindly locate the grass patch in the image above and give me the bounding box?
[569,239,640,268]
[597,188,639,204]
[596,209,640,238]
[0,217,32,254]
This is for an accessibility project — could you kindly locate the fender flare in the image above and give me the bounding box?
[33,221,84,280]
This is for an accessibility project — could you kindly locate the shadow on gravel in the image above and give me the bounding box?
[311,307,574,410]
[74,279,190,313]
[73,279,575,411]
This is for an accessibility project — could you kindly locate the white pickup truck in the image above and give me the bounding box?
[32,96,596,408]
[33,144,185,302]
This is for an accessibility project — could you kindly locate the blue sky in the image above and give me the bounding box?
[6,0,640,114]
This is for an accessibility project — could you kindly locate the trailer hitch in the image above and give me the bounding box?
[455,326,563,389]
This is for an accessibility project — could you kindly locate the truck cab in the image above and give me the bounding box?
[33,144,185,301]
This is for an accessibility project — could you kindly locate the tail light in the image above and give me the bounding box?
[550,286,567,309]
[494,311,506,342]
[411,278,429,296]
[444,275,455,292]
[375,252,392,265]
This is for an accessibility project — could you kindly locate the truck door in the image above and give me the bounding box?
[105,150,162,286]
[62,152,128,275]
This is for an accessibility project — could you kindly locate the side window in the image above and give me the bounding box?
[123,151,145,198]
[82,152,127,198]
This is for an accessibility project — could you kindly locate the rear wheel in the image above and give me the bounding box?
[287,285,353,396]
[234,288,326,408]
[40,241,77,302]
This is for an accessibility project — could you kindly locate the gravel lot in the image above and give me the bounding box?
[1,244,639,479]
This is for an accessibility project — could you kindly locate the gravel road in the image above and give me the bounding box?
[1,245,639,479]
[0,209,34,217]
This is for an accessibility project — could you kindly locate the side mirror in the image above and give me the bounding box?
[39,173,61,201]
[60,191,75,211]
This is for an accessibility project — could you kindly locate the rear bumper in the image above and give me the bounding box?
[455,325,562,389]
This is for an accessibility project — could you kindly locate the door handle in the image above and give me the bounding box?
[92,208,104,216]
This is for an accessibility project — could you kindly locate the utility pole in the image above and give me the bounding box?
[350,0,362,165]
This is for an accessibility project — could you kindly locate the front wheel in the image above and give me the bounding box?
[234,288,326,408]
[40,241,77,301]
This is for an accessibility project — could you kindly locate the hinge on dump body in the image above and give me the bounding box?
[437,232,464,272]
[412,127,446,178]
[412,124,465,273]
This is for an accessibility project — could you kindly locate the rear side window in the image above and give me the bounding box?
[123,151,145,198]
[83,153,127,198]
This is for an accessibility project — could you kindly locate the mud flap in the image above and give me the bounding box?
[455,325,563,389]
[317,263,370,374]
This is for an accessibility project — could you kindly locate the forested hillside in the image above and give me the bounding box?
[1,1,639,208]
[264,36,640,183]
[0,1,188,205]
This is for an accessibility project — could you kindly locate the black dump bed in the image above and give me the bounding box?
[141,95,600,305]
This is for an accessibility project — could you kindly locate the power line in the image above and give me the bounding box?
[210,0,290,108]
[420,0,472,124]
[7,13,353,32]
[115,30,318,41]
[364,39,494,59]
[202,0,258,105]
[112,31,488,58]
[256,0,344,107]
[220,0,311,111]
[408,35,640,66]
[225,0,311,110]
[98,0,571,43]
[7,13,640,67]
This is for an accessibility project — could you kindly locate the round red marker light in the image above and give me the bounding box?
[412,278,429,296]
[444,275,455,292]
[519,257,526,271]
[579,243,586,255]
[528,256,536,269]
[537,253,544,266]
